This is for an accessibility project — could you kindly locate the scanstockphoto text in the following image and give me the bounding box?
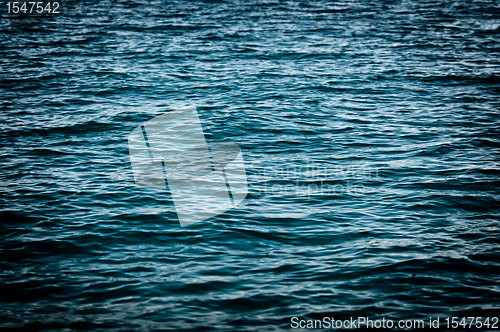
[291,316,500,329]
[255,161,379,180]
[249,160,380,198]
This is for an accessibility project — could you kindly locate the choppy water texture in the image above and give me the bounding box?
[1,0,499,330]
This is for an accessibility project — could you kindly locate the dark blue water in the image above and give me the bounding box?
[1,0,499,330]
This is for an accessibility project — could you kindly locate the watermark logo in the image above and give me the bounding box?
[128,107,248,227]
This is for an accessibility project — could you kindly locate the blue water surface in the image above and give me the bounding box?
[0,0,499,330]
